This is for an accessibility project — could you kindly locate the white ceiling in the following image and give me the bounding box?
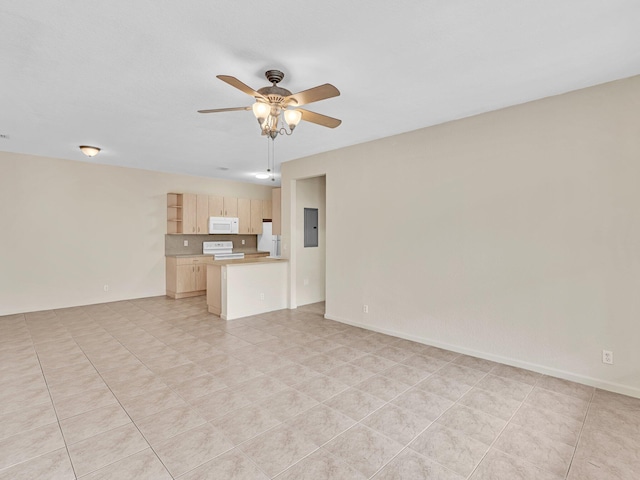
[2,1,639,185]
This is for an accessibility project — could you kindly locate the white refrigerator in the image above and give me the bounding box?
[257,222,281,257]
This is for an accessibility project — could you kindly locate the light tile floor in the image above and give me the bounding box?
[1,296,639,479]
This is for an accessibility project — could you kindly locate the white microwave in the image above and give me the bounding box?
[209,217,239,235]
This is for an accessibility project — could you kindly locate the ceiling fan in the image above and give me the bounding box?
[198,69,341,139]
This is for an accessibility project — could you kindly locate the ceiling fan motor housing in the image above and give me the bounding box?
[265,69,285,84]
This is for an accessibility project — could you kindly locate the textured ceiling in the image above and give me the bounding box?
[1,0,640,185]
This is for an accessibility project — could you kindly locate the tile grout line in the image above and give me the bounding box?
[564,386,596,479]
[26,312,80,480]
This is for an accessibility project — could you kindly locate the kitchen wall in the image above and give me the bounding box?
[281,75,640,397]
[165,234,257,256]
[294,176,326,306]
[0,152,273,316]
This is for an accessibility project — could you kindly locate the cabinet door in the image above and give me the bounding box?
[182,194,197,234]
[272,188,282,235]
[223,197,238,217]
[237,198,251,234]
[176,265,196,293]
[195,264,207,291]
[196,194,209,234]
[250,199,263,234]
[262,199,272,220]
[208,195,224,217]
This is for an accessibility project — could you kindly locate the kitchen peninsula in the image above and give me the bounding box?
[207,257,288,320]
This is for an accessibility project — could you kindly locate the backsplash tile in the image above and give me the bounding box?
[165,235,256,255]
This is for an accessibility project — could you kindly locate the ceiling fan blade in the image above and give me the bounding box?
[298,108,342,128]
[217,75,266,100]
[285,84,340,106]
[198,106,251,114]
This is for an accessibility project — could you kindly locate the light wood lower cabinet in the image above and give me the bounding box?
[206,264,222,316]
[166,257,212,298]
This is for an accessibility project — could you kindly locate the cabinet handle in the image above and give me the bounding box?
[192,227,195,233]
[224,210,227,216]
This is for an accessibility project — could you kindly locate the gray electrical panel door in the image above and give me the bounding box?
[304,208,319,247]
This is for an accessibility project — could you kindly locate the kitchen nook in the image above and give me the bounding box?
[165,190,288,320]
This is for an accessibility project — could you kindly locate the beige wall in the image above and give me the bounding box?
[0,152,273,315]
[282,75,640,397]
[294,176,326,306]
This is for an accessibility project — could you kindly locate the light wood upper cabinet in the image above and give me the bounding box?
[262,199,272,220]
[237,198,251,234]
[208,195,224,217]
[167,193,183,234]
[272,188,282,235]
[182,193,197,234]
[224,197,238,217]
[250,199,263,234]
[167,193,208,235]
[208,195,238,218]
[167,192,269,234]
[196,194,209,234]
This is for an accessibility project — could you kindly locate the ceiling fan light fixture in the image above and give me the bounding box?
[284,109,302,130]
[252,102,270,123]
[79,145,101,157]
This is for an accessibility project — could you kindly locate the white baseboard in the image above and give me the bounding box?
[324,312,640,399]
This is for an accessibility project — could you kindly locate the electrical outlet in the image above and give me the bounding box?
[303,278,309,286]
[242,239,245,245]
[363,304,368,313]
[183,240,188,247]
[260,293,265,300]
[602,350,614,365]
[103,285,109,292]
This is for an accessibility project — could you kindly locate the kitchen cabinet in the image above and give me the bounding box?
[238,198,263,234]
[208,195,238,218]
[208,195,223,217]
[250,199,263,234]
[166,256,212,298]
[167,193,184,234]
[262,199,272,221]
[237,198,251,234]
[168,192,268,234]
[223,197,238,217]
[196,194,209,234]
[272,188,282,235]
[167,193,208,234]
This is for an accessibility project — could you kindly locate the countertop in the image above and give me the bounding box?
[209,257,287,266]
[166,247,270,258]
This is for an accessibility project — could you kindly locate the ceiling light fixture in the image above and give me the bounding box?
[79,145,101,157]
[255,173,270,179]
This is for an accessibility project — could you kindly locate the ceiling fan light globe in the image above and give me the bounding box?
[255,173,270,179]
[252,102,270,123]
[284,109,302,129]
